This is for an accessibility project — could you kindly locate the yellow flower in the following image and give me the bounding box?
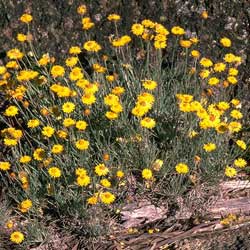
[236,140,246,150]
[76,79,89,89]
[230,110,243,119]
[0,161,11,171]
[82,17,95,30]
[42,126,55,138]
[188,130,198,138]
[154,34,167,42]
[19,199,32,213]
[176,94,193,103]
[154,40,167,49]
[227,76,237,85]
[106,111,119,120]
[77,4,87,15]
[171,26,185,35]
[51,144,64,154]
[107,14,121,21]
[75,139,89,150]
[10,231,24,244]
[142,80,157,90]
[112,86,125,95]
[224,53,237,63]
[155,23,169,35]
[142,168,153,180]
[138,92,155,104]
[19,173,29,190]
[200,57,213,67]
[33,148,45,161]
[231,99,241,108]
[208,77,220,86]
[216,102,229,112]
[175,163,189,174]
[95,163,109,176]
[20,13,32,23]
[17,33,27,42]
[6,60,19,69]
[51,65,65,78]
[140,117,156,129]
[4,106,18,116]
[179,40,192,48]
[100,178,111,188]
[191,50,200,58]
[93,63,106,73]
[225,166,237,178]
[203,143,216,152]
[84,83,99,94]
[220,214,237,226]
[48,167,61,178]
[104,94,119,106]
[77,175,91,187]
[132,106,147,117]
[63,118,76,127]
[65,56,78,67]
[81,94,96,105]
[83,41,101,52]
[69,46,81,54]
[228,121,242,133]
[4,138,17,146]
[117,36,132,47]
[190,37,199,44]
[220,37,231,47]
[136,99,153,112]
[103,153,110,161]
[141,30,154,41]
[100,192,116,204]
[234,158,247,168]
[228,68,238,76]
[131,23,144,36]
[111,35,132,47]
[215,122,228,134]
[106,75,115,82]
[152,159,163,171]
[201,10,208,19]
[19,156,31,163]
[43,158,53,167]
[5,220,14,229]
[76,120,88,130]
[27,119,40,128]
[87,195,98,205]
[57,130,68,139]
[116,170,125,178]
[38,54,51,66]
[142,19,155,28]
[110,103,123,113]
[69,67,83,81]
[75,167,87,177]
[214,62,226,72]
[3,128,23,139]
[62,102,75,113]
[199,69,210,79]
[0,66,6,74]
[16,70,38,82]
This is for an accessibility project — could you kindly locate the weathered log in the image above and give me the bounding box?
[208,197,250,218]
[120,200,167,228]
[219,180,250,191]
[115,181,250,249]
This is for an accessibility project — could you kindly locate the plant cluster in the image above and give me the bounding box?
[0,4,248,247]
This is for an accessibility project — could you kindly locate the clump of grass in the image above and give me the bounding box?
[0,4,248,247]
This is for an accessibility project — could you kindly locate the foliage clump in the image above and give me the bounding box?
[0,3,248,248]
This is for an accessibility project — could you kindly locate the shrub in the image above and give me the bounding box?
[0,4,248,248]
